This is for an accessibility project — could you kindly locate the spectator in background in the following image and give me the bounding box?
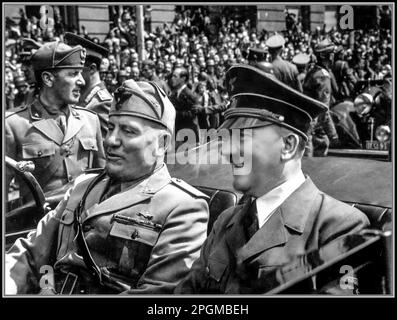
[169,67,201,145]
[65,32,113,138]
[141,59,171,95]
[266,34,302,92]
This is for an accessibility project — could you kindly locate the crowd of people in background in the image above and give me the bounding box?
[5,6,392,143]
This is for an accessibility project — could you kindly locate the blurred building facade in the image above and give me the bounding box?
[4,4,389,41]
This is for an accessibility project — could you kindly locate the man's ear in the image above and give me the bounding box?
[88,63,98,75]
[281,133,299,160]
[42,71,55,87]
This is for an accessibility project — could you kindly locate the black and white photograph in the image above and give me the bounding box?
[3,2,393,301]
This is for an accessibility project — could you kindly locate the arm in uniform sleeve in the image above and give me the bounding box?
[292,65,303,92]
[86,98,111,138]
[174,208,223,294]
[128,197,209,294]
[318,198,370,246]
[5,118,17,192]
[318,110,339,144]
[92,114,106,169]
[5,188,72,294]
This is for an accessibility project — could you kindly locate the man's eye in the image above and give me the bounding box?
[121,126,135,134]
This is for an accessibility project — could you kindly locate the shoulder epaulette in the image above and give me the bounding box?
[85,86,101,103]
[6,105,27,118]
[171,178,209,199]
[73,105,99,116]
[97,89,113,102]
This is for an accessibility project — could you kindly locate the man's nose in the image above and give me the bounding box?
[77,73,85,87]
[104,128,121,148]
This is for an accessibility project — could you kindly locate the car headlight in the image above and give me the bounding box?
[375,125,391,143]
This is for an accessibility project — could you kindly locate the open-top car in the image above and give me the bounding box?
[5,138,393,294]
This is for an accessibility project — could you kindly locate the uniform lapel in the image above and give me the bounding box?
[63,106,84,143]
[238,208,288,263]
[279,177,320,234]
[29,101,64,145]
[237,177,320,263]
[83,165,172,223]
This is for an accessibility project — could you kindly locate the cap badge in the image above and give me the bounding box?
[80,49,87,65]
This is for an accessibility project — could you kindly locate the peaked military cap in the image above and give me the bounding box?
[111,80,176,135]
[247,47,268,62]
[314,39,335,53]
[31,41,86,71]
[265,34,286,49]
[64,32,109,61]
[219,64,328,140]
[292,53,310,66]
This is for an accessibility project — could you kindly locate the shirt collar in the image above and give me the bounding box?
[255,170,306,228]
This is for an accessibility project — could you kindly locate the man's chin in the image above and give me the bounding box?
[105,164,123,180]
[232,175,251,193]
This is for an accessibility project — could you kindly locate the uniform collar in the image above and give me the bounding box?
[225,176,319,234]
[256,170,306,228]
[82,164,172,224]
[29,98,79,120]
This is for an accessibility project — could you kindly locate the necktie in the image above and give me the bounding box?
[57,114,67,134]
[244,199,259,240]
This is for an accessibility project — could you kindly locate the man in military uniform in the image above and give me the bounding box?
[64,32,113,138]
[6,41,105,202]
[332,46,357,102]
[292,53,310,89]
[303,40,339,156]
[18,38,42,105]
[6,79,209,295]
[175,65,369,294]
[266,34,302,92]
[309,39,339,106]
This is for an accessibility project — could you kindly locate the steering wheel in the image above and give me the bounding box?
[6,156,48,216]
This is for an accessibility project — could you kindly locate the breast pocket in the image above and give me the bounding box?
[205,258,228,293]
[107,214,162,281]
[79,137,98,152]
[78,136,98,169]
[22,141,55,159]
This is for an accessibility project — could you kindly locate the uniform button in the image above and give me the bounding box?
[82,225,92,232]
[205,266,210,274]
[37,151,43,157]
[68,175,73,181]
